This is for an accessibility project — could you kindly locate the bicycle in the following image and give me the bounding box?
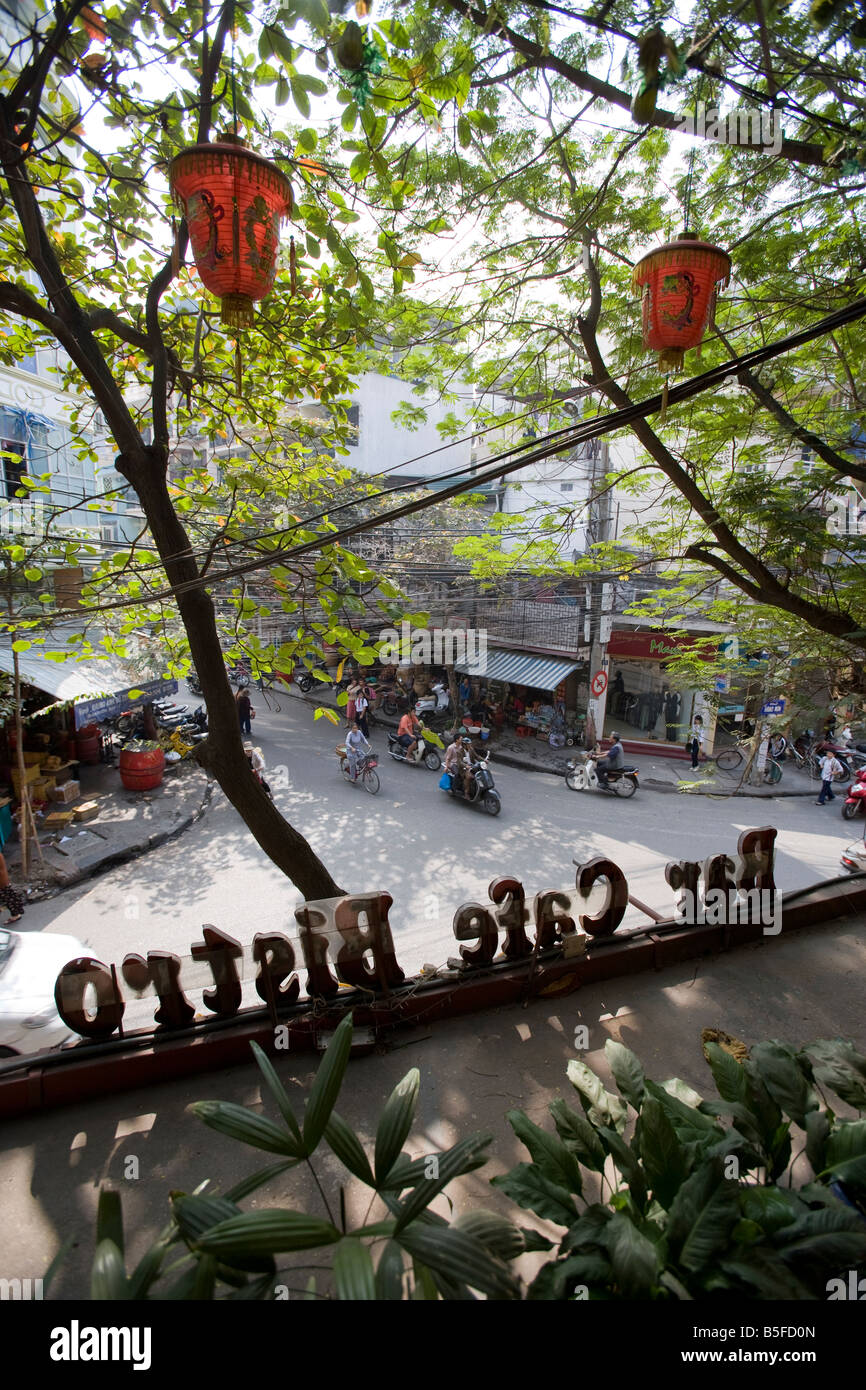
[335,744,380,795]
[714,742,784,784]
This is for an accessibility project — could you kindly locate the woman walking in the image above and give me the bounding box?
[354,682,370,737]
[0,851,25,923]
[687,714,705,770]
[236,686,252,736]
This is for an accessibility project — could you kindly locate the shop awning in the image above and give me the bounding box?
[455,646,583,690]
[0,646,176,729]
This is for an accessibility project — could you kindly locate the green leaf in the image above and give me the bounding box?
[374,1067,420,1184]
[602,1210,660,1296]
[822,1118,866,1184]
[349,150,370,182]
[566,1058,628,1132]
[297,127,318,152]
[341,101,358,132]
[605,1039,646,1109]
[397,1222,520,1299]
[638,1096,689,1208]
[290,77,311,119]
[804,1039,866,1109]
[91,1240,129,1300]
[250,1042,303,1147]
[457,114,472,147]
[452,1209,526,1261]
[750,1042,818,1128]
[171,1193,241,1244]
[506,1109,583,1194]
[333,1238,376,1299]
[189,1101,301,1156]
[548,1098,607,1171]
[11,639,31,652]
[393,1133,493,1233]
[666,1157,740,1272]
[197,1211,341,1257]
[23,567,42,581]
[303,1011,355,1152]
[325,1111,376,1185]
[96,1188,124,1255]
[223,1158,302,1204]
[704,1041,749,1106]
[374,1240,406,1299]
[490,1162,578,1226]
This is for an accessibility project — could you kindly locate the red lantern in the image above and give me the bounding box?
[632,231,731,371]
[169,135,293,328]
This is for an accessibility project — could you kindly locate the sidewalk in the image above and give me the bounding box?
[8,759,213,902]
[282,681,817,799]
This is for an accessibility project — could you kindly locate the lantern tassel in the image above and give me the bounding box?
[290,236,297,296]
[235,339,242,395]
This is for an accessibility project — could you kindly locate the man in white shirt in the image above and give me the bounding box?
[816,750,842,804]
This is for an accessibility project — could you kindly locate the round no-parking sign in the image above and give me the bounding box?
[591,670,608,697]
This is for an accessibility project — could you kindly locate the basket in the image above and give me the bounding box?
[335,743,347,757]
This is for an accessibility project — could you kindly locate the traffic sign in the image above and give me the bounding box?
[591,670,608,697]
[760,699,786,716]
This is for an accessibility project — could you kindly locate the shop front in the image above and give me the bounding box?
[603,630,717,756]
[455,645,591,746]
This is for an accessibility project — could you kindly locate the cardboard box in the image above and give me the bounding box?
[73,800,99,822]
[45,809,76,829]
[48,779,80,804]
[23,752,45,767]
[12,764,41,791]
[31,777,55,801]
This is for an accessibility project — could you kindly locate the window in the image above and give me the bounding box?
[1,441,26,499]
[560,482,574,492]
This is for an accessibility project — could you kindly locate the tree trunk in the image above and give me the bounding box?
[120,447,344,901]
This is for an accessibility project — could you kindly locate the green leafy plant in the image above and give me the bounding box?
[494,1037,866,1299]
[55,1028,866,1300]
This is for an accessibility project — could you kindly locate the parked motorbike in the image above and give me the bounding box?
[415,681,450,719]
[840,840,866,873]
[387,725,441,771]
[442,750,501,816]
[187,672,203,696]
[381,681,414,717]
[565,753,639,797]
[842,766,866,819]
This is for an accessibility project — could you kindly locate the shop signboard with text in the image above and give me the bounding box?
[607,631,710,661]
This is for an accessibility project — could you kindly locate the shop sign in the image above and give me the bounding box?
[52,830,778,1041]
[74,678,178,729]
[607,631,707,660]
[719,704,745,715]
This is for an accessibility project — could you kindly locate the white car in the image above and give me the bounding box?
[0,928,86,1058]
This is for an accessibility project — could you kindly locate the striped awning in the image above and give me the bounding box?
[454,646,584,690]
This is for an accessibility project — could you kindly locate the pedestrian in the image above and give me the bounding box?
[236,685,252,736]
[816,748,842,804]
[245,743,273,798]
[354,683,370,737]
[688,715,705,769]
[345,677,360,725]
[0,851,25,923]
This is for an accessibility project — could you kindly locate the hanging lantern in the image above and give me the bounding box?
[632,231,731,372]
[168,134,293,329]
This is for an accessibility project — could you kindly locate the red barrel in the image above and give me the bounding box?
[119,744,164,791]
[76,724,101,764]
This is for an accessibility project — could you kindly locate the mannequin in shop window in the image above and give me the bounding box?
[664,688,682,742]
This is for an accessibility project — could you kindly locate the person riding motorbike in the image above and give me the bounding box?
[459,735,478,797]
[396,707,423,760]
[593,732,624,788]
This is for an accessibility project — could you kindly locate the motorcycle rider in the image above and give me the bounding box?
[396,706,423,760]
[460,735,478,797]
[593,732,624,788]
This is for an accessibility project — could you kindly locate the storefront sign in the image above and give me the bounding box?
[52,830,778,1041]
[74,678,178,729]
[607,631,708,660]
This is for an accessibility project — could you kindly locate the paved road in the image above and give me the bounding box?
[17,682,863,1014]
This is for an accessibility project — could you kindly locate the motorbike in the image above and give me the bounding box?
[335,743,380,795]
[842,766,866,819]
[415,681,450,719]
[840,840,866,873]
[387,724,441,771]
[565,753,639,797]
[442,750,501,816]
[187,671,203,696]
[381,680,415,717]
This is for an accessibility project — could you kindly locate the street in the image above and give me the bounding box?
[16,683,863,1017]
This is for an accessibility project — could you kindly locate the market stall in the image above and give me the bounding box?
[454,647,588,746]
